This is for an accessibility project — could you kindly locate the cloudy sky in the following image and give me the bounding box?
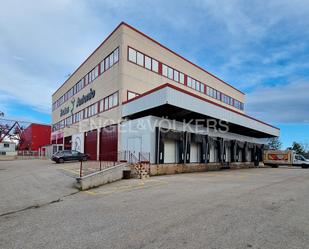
[0,0,308,148]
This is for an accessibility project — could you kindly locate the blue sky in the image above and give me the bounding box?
[0,0,308,148]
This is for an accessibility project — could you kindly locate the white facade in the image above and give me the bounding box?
[51,22,279,164]
[121,116,269,164]
[122,86,279,137]
[0,142,16,156]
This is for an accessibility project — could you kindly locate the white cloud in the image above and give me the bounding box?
[0,0,116,115]
[0,0,308,126]
[246,81,309,123]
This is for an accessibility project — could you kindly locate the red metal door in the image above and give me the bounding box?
[84,130,97,160]
[100,124,118,161]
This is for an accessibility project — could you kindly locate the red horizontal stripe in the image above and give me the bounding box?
[122,83,279,131]
[53,21,244,97]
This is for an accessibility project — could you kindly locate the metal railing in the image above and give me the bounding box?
[139,152,150,163]
[79,151,129,177]
[128,151,151,177]
[79,151,150,178]
[16,150,49,160]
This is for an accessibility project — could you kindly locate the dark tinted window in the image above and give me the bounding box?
[63,151,72,156]
[71,151,78,156]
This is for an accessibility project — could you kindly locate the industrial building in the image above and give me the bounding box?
[51,22,279,173]
[19,123,51,151]
[0,141,16,156]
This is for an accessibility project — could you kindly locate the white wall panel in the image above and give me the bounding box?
[72,133,84,153]
[190,143,199,163]
[164,139,176,163]
[122,86,279,137]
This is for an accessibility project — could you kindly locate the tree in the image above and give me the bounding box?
[267,137,282,150]
[289,142,306,156]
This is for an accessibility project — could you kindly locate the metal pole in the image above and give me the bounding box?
[80,160,83,178]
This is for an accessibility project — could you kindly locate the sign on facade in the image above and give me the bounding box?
[72,133,84,153]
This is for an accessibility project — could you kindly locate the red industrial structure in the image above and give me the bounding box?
[19,124,51,151]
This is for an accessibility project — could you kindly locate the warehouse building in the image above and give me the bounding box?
[19,123,51,151]
[51,22,279,173]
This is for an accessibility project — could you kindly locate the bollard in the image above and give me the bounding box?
[80,160,83,178]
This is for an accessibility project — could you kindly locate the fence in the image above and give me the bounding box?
[79,151,150,177]
[16,150,49,160]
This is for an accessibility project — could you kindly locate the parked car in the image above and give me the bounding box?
[52,150,89,163]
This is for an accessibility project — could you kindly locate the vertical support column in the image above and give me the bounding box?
[184,132,191,164]
[155,127,164,164]
[202,135,208,164]
[223,140,227,162]
[242,142,247,162]
[96,128,100,161]
[177,132,185,164]
[216,138,223,163]
[155,127,159,164]
[231,140,237,162]
[220,138,224,163]
[206,136,210,163]
[259,144,264,162]
[253,145,259,166]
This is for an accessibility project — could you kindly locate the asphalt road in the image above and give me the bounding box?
[0,160,309,249]
[0,160,77,215]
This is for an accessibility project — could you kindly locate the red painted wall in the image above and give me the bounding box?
[84,130,97,160]
[100,124,118,161]
[19,124,51,151]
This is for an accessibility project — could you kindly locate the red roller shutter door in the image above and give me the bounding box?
[84,130,97,160]
[100,124,118,161]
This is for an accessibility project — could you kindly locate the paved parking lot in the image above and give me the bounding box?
[0,160,309,249]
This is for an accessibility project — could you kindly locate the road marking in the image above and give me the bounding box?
[83,179,168,196]
[84,190,97,195]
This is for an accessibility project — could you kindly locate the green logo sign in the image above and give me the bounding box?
[59,89,95,117]
[70,98,75,115]
[76,88,95,107]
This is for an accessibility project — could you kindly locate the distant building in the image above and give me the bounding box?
[19,123,51,151]
[0,141,16,156]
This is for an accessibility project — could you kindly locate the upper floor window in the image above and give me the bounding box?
[128,91,140,100]
[126,46,245,111]
[162,64,168,77]
[187,77,192,88]
[128,47,160,75]
[85,103,98,118]
[152,59,159,72]
[105,56,110,70]
[114,48,119,63]
[174,70,179,82]
[53,47,120,111]
[128,47,137,63]
[145,56,151,70]
[103,91,119,111]
[137,52,144,66]
[200,83,205,93]
[179,73,184,84]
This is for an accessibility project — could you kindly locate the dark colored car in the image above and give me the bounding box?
[52,150,89,163]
